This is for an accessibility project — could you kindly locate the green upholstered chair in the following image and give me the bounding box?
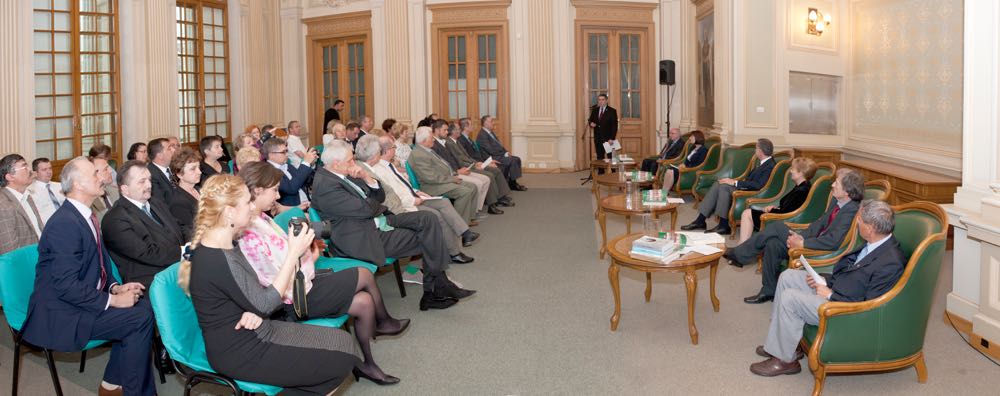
[743,162,834,216]
[654,141,694,184]
[799,202,947,396]
[759,174,835,232]
[404,161,421,191]
[149,264,347,396]
[692,142,757,202]
[863,179,892,202]
[772,150,793,162]
[0,244,115,396]
[728,159,792,233]
[675,143,721,196]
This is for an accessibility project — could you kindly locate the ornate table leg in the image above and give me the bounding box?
[670,208,678,231]
[709,260,720,312]
[609,262,622,331]
[598,209,608,259]
[592,183,601,218]
[644,272,652,302]
[625,215,632,234]
[684,268,699,344]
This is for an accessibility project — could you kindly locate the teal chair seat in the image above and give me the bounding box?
[150,264,347,396]
[404,161,421,190]
[0,244,115,395]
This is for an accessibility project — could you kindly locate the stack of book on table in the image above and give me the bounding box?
[641,189,685,206]
[629,236,684,263]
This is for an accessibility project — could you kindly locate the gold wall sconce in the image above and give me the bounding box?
[807,8,831,36]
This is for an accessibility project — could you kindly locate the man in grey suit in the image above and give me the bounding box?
[355,135,475,263]
[750,200,904,376]
[681,138,777,235]
[726,168,865,304]
[408,127,479,223]
[476,115,527,191]
[89,157,120,222]
[0,154,45,255]
[311,140,475,310]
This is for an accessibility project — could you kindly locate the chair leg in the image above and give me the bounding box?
[79,350,87,373]
[392,262,406,298]
[12,341,22,396]
[44,349,64,396]
[914,352,928,383]
[811,367,826,396]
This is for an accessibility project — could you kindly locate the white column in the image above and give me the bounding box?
[370,0,388,123]
[408,0,428,124]
[0,1,34,157]
[280,0,306,135]
[658,0,683,147]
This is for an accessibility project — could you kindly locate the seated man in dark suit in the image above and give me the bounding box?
[750,200,904,376]
[262,137,316,210]
[22,156,155,396]
[727,168,865,303]
[103,160,186,288]
[476,115,527,191]
[681,138,777,235]
[312,140,475,311]
[455,118,513,207]
[641,128,684,174]
[146,137,175,205]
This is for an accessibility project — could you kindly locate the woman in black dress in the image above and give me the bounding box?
[736,157,817,243]
[169,147,201,239]
[199,135,231,186]
[182,174,362,395]
[236,162,407,385]
[662,130,709,191]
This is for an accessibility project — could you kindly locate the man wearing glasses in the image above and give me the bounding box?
[263,137,318,210]
[0,154,46,254]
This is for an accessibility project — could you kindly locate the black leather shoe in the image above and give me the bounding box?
[743,293,774,304]
[420,292,458,311]
[680,222,707,231]
[496,197,515,207]
[510,182,528,191]
[450,253,475,264]
[461,230,480,247]
[374,318,410,338]
[487,205,504,215]
[437,283,476,299]
[353,368,400,385]
[706,225,732,235]
[724,251,744,268]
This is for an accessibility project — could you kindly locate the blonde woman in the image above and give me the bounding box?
[180,175,362,394]
[233,146,260,175]
[323,122,347,146]
[736,157,817,243]
[393,124,414,165]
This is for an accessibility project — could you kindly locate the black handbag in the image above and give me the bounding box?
[291,258,309,320]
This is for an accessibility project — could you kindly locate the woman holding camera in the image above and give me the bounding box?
[182,174,360,394]
[235,161,408,385]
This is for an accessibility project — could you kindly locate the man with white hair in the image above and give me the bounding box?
[749,200,904,377]
[22,156,156,396]
[407,126,479,223]
[311,140,475,310]
[356,135,479,257]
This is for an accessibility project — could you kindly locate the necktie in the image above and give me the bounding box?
[853,245,871,267]
[47,185,61,208]
[467,136,480,151]
[102,194,111,210]
[343,178,394,231]
[26,196,44,235]
[142,203,162,226]
[599,107,604,119]
[389,164,419,197]
[818,205,841,236]
[89,213,108,291]
[343,178,368,198]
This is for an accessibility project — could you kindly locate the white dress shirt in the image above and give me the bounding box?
[371,160,420,213]
[285,134,307,167]
[151,161,171,180]
[28,179,63,223]
[6,186,43,238]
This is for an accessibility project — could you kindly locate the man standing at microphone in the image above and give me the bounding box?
[588,93,619,166]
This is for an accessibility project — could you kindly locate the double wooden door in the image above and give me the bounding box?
[436,28,507,144]
[577,28,652,168]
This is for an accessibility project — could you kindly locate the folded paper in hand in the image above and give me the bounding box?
[602,140,622,153]
[798,256,827,286]
[481,157,494,168]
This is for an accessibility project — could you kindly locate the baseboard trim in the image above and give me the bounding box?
[945,311,1000,362]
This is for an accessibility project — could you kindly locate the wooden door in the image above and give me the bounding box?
[436,28,507,144]
[578,28,651,168]
[311,35,372,137]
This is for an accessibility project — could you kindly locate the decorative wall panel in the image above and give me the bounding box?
[851,0,962,156]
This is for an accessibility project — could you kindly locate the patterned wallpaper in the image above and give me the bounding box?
[851,0,963,155]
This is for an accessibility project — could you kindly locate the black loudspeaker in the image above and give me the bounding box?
[659,60,675,86]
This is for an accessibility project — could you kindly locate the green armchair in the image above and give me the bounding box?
[863,179,892,202]
[800,202,947,396]
[741,162,835,218]
[691,143,757,202]
[675,144,721,196]
[759,175,835,232]
[728,159,791,232]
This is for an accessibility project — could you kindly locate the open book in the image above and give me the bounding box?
[602,140,622,153]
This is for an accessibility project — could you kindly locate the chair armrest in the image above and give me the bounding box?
[787,223,809,230]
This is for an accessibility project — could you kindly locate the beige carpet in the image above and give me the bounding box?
[1,172,998,395]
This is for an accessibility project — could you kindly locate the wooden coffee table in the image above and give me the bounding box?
[597,194,678,259]
[606,233,724,345]
[591,172,656,217]
[589,158,638,181]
